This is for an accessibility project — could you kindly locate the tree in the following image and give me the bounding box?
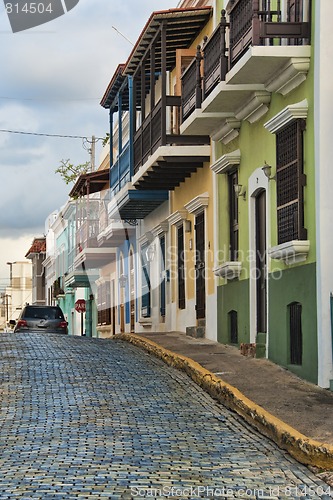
[55,159,89,185]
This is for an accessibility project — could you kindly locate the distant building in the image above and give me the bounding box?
[2,261,32,328]
[25,238,46,305]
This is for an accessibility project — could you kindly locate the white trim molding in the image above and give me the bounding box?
[213,261,242,280]
[167,210,189,226]
[266,57,311,96]
[151,221,169,238]
[264,98,308,134]
[184,193,209,214]
[269,240,310,266]
[210,149,241,175]
[235,91,271,124]
[211,118,241,144]
[138,231,154,246]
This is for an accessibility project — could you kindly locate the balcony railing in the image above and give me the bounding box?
[134,96,208,175]
[228,0,310,67]
[76,219,99,251]
[181,49,202,122]
[110,142,131,196]
[99,202,109,233]
[68,247,76,273]
[181,1,310,123]
[202,16,229,100]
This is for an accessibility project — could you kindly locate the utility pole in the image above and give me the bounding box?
[90,135,96,172]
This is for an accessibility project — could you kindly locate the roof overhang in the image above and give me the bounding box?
[100,64,129,110]
[69,170,109,198]
[124,7,212,76]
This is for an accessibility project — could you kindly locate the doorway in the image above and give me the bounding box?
[160,235,166,319]
[195,211,205,320]
[255,190,267,334]
[129,250,135,333]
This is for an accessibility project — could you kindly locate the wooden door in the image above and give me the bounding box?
[255,190,267,334]
[195,212,205,320]
[129,251,135,333]
[160,235,166,318]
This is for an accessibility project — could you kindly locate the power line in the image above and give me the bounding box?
[0,129,104,140]
[0,96,100,102]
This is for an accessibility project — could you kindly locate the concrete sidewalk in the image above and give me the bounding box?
[118,330,333,470]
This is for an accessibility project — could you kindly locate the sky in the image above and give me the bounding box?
[0,0,177,288]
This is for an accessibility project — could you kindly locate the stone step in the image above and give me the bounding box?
[186,325,205,339]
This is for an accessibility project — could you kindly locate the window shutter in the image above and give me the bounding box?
[228,170,239,260]
[276,119,307,244]
[141,244,151,317]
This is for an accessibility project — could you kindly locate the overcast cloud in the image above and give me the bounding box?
[0,0,176,286]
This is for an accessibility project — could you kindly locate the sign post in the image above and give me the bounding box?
[75,299,86,336]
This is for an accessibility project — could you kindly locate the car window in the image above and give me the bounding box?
[23,307,64,320]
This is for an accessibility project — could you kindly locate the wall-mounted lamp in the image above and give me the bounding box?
[119,274,128,288]
[262,162,276,181]
[184,220,192,233]
[146,243,156,263]
[234,184,246,200]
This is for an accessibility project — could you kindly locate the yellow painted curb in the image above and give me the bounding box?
[118,333,333,470]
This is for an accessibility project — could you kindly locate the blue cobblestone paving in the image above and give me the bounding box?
[0,333,331,499]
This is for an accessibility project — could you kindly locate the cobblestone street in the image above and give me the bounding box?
[0,333,330,499]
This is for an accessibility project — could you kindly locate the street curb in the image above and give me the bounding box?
[117,333,333,470]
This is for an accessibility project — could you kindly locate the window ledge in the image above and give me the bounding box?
[269,240,310,265]
[213,261,242,280]
[139,317,152,326]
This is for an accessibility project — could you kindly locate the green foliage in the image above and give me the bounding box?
[102,133,110,147]
[55,159,89,185]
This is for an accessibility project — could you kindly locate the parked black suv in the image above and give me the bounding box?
[13,305,68,334]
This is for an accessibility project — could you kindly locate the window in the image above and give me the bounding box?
[97,282,111,326]
[141,244,151,317]
[288,302,302,365]
[228,310,238,344]
[276,119,307,244]
[177,225,185,310]
[228,170,239,260]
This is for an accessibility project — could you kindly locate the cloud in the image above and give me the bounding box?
[0,0,176,265]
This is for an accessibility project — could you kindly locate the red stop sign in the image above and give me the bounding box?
[75,299,86,313]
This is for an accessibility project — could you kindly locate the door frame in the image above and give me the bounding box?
[248,168,270,355]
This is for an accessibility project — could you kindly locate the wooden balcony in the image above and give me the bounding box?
[74,219,116,270]
[227,0,310,69]
[181,1,311,136]
[110,143,131,197]
[77,219,99,251]
[133,96,210,190]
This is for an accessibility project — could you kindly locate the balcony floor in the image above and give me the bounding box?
[65,270,99,288]
[226,45,311,87]
[108,183,168,220]
[202,83,267,114]
[132,145,211,190]
[74,248,116,270]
